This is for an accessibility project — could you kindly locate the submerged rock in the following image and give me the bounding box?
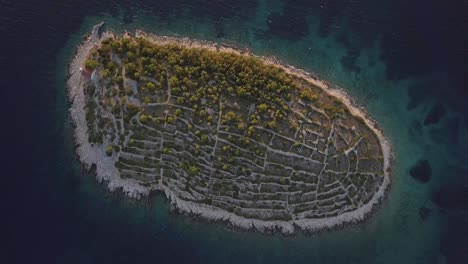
[409,159,431,183]
[424,102,446,126]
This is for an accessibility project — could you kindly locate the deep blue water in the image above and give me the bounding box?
[2,1,468,263]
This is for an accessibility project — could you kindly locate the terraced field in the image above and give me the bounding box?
[82,34,386,222]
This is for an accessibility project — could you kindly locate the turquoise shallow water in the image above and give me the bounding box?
[46,9,468,262]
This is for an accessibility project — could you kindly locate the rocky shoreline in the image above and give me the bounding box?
[67,22,392,235]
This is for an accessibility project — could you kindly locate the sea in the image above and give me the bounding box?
[2,0,468,263]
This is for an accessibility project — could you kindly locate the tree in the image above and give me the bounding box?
[133,71,140,80]
[102,69,111,78]
[85,59,99,71]
[146,82,156,91]
[126,51,135,60]
[126,104,140,117]
[247,126,255,137]
[125,62,136,76]
[140,114,148,123]
[112,75,123,85]
[169,76,180,87]
[176,97,185,104]
[111,40,121,52]
[171,87,182,95]
[267,120,277,129]
[199,109,207,117]
[258,103,268,112]
[174,109,183,116]
[224,111,236,122]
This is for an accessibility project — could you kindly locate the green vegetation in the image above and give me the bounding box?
[85,59,99,71]
[105,145,114,156]
[187,165,200,176]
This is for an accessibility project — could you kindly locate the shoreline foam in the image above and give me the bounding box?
[67,23,392,235]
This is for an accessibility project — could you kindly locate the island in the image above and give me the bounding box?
[67,23,392,234]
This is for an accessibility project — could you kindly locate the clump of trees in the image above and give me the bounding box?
[324,99,347,119]
[299,89,318,102]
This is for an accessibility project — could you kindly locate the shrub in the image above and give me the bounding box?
[188,165,200,176]
[105,145,113,156]
[140,114,148,123]
[162,147,172,155]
